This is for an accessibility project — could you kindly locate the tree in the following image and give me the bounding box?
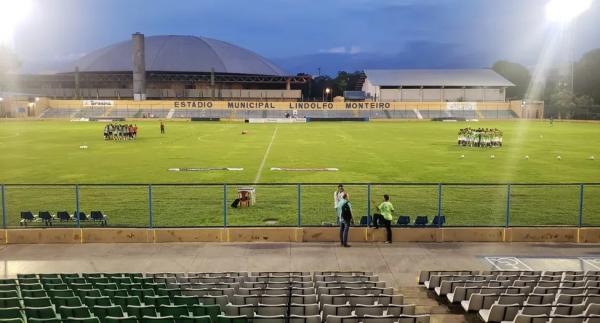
[574,48,600,104]
[548,81,576,118]
[492,60,531,100]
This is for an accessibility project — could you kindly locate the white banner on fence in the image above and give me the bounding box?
[446,102,477,111]
[82,100,114,107]
[248,118,307,124]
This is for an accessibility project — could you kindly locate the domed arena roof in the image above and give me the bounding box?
[68,35,287,76]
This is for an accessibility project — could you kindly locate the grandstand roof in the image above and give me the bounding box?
[364,69,514,87]
[66,35,287,76]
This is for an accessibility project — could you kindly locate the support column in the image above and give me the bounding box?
[286,78,291,90]
[74,67,80,99]
[132,32,146,101]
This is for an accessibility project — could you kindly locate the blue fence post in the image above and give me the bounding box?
[148,185,153,229]
[437,183,443,227]
[578,184,584,228]
[1,184,6,229]
[297,184,301,227]
[223,184,228,227]
[75,185,80,228]
[505,184,511,228]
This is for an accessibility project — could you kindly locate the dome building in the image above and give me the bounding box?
[15,33,308,100]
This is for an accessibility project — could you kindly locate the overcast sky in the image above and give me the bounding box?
[11,0,600,75]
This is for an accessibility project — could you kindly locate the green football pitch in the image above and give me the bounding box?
[0,119,599,227]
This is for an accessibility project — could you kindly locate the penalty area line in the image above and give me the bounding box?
[254,126,278,183]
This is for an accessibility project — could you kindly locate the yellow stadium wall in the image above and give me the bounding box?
[45,99,511,111]
[2,227,598,244]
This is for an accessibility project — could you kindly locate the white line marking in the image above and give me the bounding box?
[254,126,278,183]
[485,257,533,271]
[579,257,600,270]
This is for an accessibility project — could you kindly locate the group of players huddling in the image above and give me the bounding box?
[103,124,138,141]
[458,128,503,147]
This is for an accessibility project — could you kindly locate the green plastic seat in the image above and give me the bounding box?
[0,279,16,284]
[126,305,157,319]
[87,277,110,286]
[95,283,119,291]
[41,278,63,285]
[145,282,168,292]
[125,273,144,279]
[130,288,155,299]
[173,295,200,306]
[0,291,18,298]
[27,318,61,323]
[47,289,75,298]
[144,295,171,307]
[24,306,58,320]
[0,307,21,320]
[19,283,43,290]
[141,316,175,323]
[133,277,154,286]
[38,274,61,279]
[104,317,138,322]
[0,284,17,291]
[77,289,103,298]
[113,295,141,309]
[158,304,189,318]
[62,318,101,323]
[192,304,222,322]
[21,289,47,298]
[82,273,104,279]
[17,278,40,285]
[102,289,129,298]
[109,277,132,286]
[58,305,93,319]
[65,277,88,285]
[91,305,124,320]
[157,288,181,300]
[23,297,52,307]
[179,315,212,323]
[52,296,83,308]
[16,274,36,279]
[0,297,20,308]
[83,295,112,307]
[44,283,70,290]
[60,274,81,279]
[71,283,94,291]
[120,283,143,291]
[216,315,249,323]
[0,318,24,323]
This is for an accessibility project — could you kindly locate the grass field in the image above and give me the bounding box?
[0,119,599,227]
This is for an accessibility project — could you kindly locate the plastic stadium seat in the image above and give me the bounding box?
[41,277,64,285]
[0,291,19,298]
[0,308,21,320]
[253,314,286,323]
[53,296,83,308]
[47,289,75,298]
[91,305,124,320]
[77,289,103,298]
[217,315,250,323]
[27,319,61,323]
[57,211,72,222]
[396,216,410,226]
[65,277,87,285]
[83,296,112,307]
[178,315,212,323]
[90,211,108,226]
[414,216,429,226]
[431,216,446,227]
[62,318,101,323]
[191,304,222,321]
[130,288,156,299]
[102,288,129,298]
[173,295,201,306]
[58,306,93,319]
[141,316,175,322]
[386,305,417,316]
[144,295,171,307]
[289,315,321,323]
[325,315,358,323]
[0,319,24,323]
[113,296,142,309]
[359,216,372,227]
[23,297,53,307]
[104,317,138,322]
[19,283,43,290]
[24,306,58,320]
[126,305,157,319]
[158,305,189,318]
[20,211,35,225]
[74,211,88,222]
[21,290,48,298]
[17,274,36,279]
[38,211,54,226]
[0,297,20,308]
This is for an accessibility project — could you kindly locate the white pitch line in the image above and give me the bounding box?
[485,256,533,271]
[254,126,278,183]
[579,257,600,270]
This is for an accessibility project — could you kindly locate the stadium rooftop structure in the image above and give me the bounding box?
[360,69,514,102]
[8,34,309,100]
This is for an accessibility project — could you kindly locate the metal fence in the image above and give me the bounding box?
[1,183,599,228]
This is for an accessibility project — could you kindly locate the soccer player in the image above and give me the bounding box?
[160,121,165,134]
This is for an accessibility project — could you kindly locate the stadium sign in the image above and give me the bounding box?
[344,102,390,109]
[288,102,334,110]
[83,100,114,107]
[447,102,477,111]
[174,101,213,108]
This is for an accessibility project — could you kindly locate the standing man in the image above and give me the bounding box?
[334,184,346,224]
[160,121,165,134]
[373,194,394,244]
[336,192,352,247]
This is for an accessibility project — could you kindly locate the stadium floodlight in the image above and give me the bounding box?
[545,0,592,23]
[0,0,33,45]
[325,88,331,94]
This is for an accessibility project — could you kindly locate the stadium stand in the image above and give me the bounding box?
[0,271,425,323]
[419,270,600,323]
[20,210,108,226]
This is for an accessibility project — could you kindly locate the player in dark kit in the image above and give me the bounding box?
[160,121,165,134]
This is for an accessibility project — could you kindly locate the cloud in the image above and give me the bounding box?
[320,46,361,54]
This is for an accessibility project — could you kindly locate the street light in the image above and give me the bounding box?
[325,88,331,102]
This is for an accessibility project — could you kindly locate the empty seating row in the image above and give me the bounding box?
[20,210,108,226]
[358,216,445,228]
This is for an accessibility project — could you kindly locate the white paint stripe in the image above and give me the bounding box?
[254,126,278,183]
[579,257,600,270]
[485,256,533,271]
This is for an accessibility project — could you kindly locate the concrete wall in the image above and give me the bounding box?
[2,227,598,244]
[372,88,505,102]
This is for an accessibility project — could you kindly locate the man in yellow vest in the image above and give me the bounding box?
[373,194,394,244]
